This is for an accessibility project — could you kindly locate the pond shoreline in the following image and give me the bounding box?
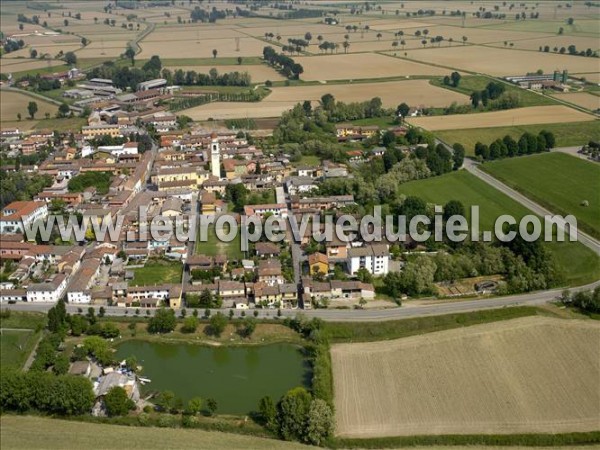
[114,339,311,415]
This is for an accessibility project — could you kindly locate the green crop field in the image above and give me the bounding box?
[436,121,600,155]
[131,259,183,286]
[482,153,600,239]
[397,171,600,286]
[0,416,313,450]
[0,330,37,369]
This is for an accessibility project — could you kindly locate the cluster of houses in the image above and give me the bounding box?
[1,97,406,309]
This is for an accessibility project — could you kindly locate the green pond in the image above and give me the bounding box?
[115,341,310,414]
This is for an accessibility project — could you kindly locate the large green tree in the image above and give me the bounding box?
[208,312,227,337]
[148,308,176,334]
[277,387,312,441]
[104,386,134,416]
[27,101,38,119]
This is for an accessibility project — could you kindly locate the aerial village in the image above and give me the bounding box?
[0,75,412,313]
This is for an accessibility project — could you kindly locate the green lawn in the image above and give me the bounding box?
[195,224,245,260]
[351,116,397,128]
[436,120,600,155]
[398,171,600,286]
[482,153,600,239]
[430,75,559,107]
[0,330,38,369]
[297,155,321,166]
[0,311,46,330]
[33,117,87,132]
[131,260,183,286]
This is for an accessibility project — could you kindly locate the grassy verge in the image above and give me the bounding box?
[334,431,600,448]
[0,415,311,450]
[435,120,600,155]
[481,153,600,239]
[0,311,46,330]
[89,320,304,347]
[323,306,540,343]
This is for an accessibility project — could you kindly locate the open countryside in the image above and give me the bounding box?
[332,317,600,437]
[180,79,468,120]
[0,90,58,123]
[482,152,600,238]
[407,105,596,131]
[435,121,600,153]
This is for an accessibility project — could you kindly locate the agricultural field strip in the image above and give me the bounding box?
[332,316,600,438]
[407,105,596,131]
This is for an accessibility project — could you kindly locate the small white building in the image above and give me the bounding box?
[347,244,390,276]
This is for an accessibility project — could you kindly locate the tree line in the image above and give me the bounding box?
[165,67,251,87]
[560,287,600,314]
[383,222,562,298]
[474,130,555,161]
[190,6,226,23]
[263,46,304,79]
[539,44,597,58]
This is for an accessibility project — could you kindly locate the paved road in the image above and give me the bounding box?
[552,145,597,163]
[464,158,600,255]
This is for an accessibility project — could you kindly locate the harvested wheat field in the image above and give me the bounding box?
[295,53,451,81]
[180,102,293,120]
[402,46,600,76]
[166,65,285,82]
[138,36,266,58]
[266,79,467,107]
[554,92,600,111]
[573,72,600,83]
[182,79,467,120]
[407,105,595,131]
[0,59,65,74]
[0,90,57,122]
[332,316,600,438]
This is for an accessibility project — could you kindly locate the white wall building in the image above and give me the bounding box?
[26,274,68,303]
[347,244,390,276]
[66,258,102,304]
[0,201,48,234]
